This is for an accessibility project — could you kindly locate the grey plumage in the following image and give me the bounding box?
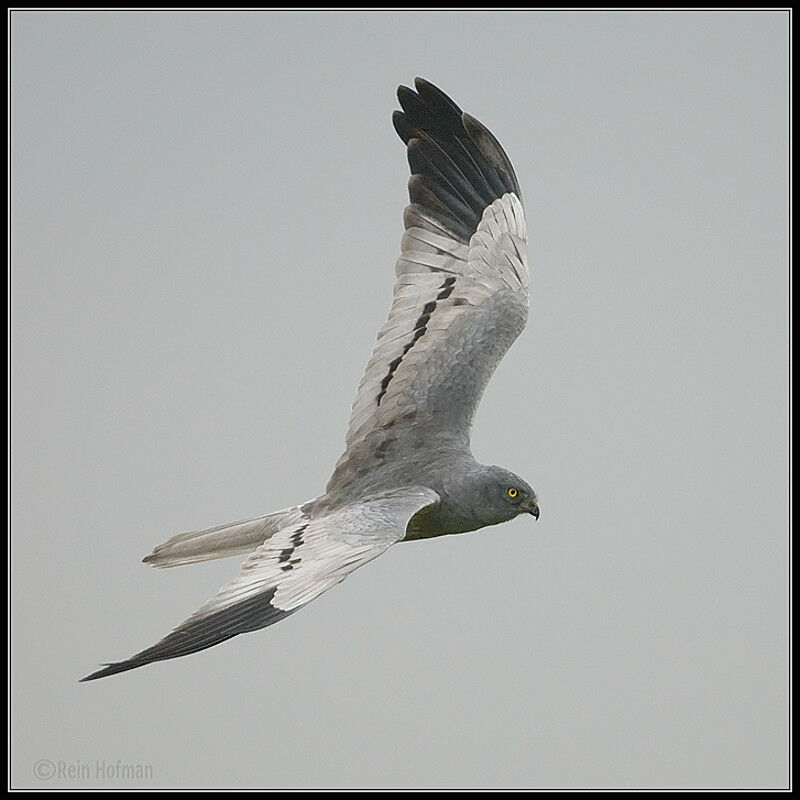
[81,78,539,682]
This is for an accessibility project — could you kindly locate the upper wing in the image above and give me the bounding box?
[81,487,438,680]
[329,79,529,491]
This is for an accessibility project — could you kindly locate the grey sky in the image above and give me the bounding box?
[11,10,788,789]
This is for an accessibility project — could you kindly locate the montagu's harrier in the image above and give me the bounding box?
[82,78,538,681]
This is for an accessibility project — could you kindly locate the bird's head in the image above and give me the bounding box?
[478,465,539,524]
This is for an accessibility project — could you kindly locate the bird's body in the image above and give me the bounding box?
[324,450,527,539]
[82,78,539,682]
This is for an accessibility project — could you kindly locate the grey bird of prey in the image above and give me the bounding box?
[81,78,538,681]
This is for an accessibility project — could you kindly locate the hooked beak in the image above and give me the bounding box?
[526,499,540,520]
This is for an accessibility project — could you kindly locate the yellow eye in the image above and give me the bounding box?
[507,487,518,498]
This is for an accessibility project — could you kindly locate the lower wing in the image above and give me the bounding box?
[81,487,438,680]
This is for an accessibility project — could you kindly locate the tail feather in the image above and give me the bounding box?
[142,503,312,568]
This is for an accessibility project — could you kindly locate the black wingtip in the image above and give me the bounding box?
[393,77,521,241]
[80,660,141,682]
[413,77,437,97]
[414,78,463,116]
[413,77,443,95]
[392,109,411,143]
[80,587,296,682]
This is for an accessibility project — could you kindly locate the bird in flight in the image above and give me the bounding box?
[82,78,538,681]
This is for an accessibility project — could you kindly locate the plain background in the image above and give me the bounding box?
[11,10,788,789]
